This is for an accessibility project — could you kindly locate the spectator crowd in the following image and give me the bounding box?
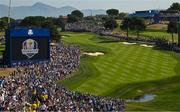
[0,43,125,111]
[65,21,169,47]
[66,20,104,33]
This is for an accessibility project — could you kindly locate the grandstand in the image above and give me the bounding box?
[129,9,180,23]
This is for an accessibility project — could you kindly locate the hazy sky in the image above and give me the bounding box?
[1,0,180,12]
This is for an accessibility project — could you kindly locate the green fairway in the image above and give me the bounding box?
[60,32,180,111]
[139,29,178,42]
[127,29,178,43]
[114,22,178,43]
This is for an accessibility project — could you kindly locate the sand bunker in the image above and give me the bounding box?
[122,42,136,45]
[83,52,104,56]
[140,44,154,48]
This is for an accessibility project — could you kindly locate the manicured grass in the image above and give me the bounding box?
[139,29,178,42]
[128,29,178,43]
[60,32,180,111]
[147,24,167,30]
[113,22,178,43]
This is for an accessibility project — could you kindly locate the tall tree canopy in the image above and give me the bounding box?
[0,20,7,30]
[106,9,119,17]
[42,19,60,42]
[71,10,84,19]
[55,17,66,31]
[168,2,180,11]
[67,14,79,23]
[67,10,84,23]
[120,17,130,37]
[20,16,61,41]
[121,17,146,37]
[118,12,128,19]
[167,21,178,43]
[0,17,15,23]
[20,16,46,27]
[104,19,118,30]
[0,17,15,30]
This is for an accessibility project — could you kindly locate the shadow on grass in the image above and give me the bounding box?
[152,45,180,54]
[59,56,101,91]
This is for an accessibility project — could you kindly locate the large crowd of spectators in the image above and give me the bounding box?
[0,43,125,111]
[65,20,169,46]
[98,30,169,46]
[65,20,104,33]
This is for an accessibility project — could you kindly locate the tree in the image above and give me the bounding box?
[71,10,84,20]
[55,17,66,31]
[20,16,46,27]
[67,14,79,23]
[0,17,15,30]
[20,16,61,41]
[118,12,128,19]
[42,19,61,41]
[0,17,15,23]
[168,2,180,11]
[120,18,130,37]
[132,17,146,37]
[0,20,7,30]
[106,9,119,17]
[50,25,61,42]
[167,21,178,43]
[104,19,118,30]
[121,17,146,37]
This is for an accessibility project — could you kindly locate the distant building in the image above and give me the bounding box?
[95,14,108,19]
[158,10,180,22]
[129,10,160,18]
[129,10,180,23]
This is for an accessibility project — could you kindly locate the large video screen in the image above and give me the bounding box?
[6,28,50,66]
[11,37,49,61]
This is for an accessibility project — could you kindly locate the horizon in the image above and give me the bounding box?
[1,0,180,13]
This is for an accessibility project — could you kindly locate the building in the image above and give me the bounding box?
[129,10,160,18]
[129,10,161,23]
[129,10,180,23]
[158,10,180,22]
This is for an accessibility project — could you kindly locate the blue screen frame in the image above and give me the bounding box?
[6,28,51,67]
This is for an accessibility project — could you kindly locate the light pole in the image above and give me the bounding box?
[8,0,12,28]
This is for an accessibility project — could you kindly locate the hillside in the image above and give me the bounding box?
[0,2,106,19]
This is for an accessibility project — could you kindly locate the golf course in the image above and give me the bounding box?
[60,32,180,111]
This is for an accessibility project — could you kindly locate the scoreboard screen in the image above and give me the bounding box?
[6,28,50,66]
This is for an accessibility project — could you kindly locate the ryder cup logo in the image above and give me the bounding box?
[28,29,33,36]
[21,39,39,58]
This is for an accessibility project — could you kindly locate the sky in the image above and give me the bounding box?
[1,0,180,12]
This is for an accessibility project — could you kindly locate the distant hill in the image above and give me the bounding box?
[0,2,106,19]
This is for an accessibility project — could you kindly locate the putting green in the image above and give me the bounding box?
[60,32,180,111]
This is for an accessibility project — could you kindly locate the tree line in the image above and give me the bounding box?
[0,2,180,43]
